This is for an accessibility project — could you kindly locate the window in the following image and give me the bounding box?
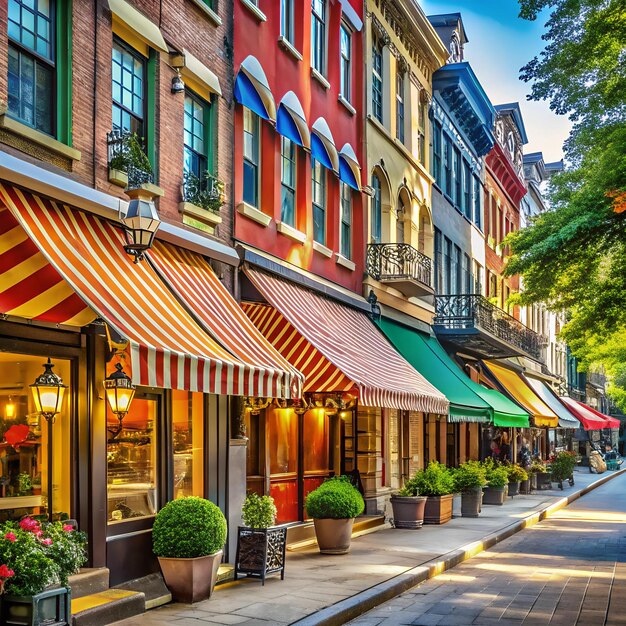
[443,135,452,197]
[172,391,204,499]
[452,245,462,294]
[434,228,443,294]
[432,122,442,186]
[340,23,351,101]
[112,39,146,137]
[472,260,483,294]
[8,0,55,135]
[396,203,405,244]
[311,0,326,74]
[419,100,427,165]
[281,0,294,43]
[183,92,210,179]
[395,71,405,143]
[443,237,452,294]
[462,253,471,294]
[453,148,462,207]
[340,182,352,259]
[473,176,481,228]
[463,162,471,218]
[372,34,383,123]
[243,108,260,208]
[280,136,297,226]
[312,158,326,244]
[371,175,382,243]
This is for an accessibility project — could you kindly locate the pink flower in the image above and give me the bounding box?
[3,532,15,542]
[19,517,40,533]
[0,564,14,579]
[41,538,52,546]
[63,524,74,532]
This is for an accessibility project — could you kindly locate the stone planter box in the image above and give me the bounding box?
[461,487,483,517]
[390,495,427,529]
[108,168,128,188]
[508,481,521,497]
[483,485,508,505]
[423,494,454,525]
[1,586,71,625]
[234,526,287,585]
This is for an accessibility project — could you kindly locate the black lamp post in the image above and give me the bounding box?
[104,363,136,437]
[30,358,67,521]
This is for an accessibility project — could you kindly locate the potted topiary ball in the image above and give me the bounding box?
[412,461,455,525]
[454,461,487,517]
[390,477,427,529]
[305,476,364,554]
[505,464,528,497]
[234,493,287,585]
[482,462,509,505]
[152,497,227,603]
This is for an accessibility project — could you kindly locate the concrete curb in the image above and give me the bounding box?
[292,468,626,626]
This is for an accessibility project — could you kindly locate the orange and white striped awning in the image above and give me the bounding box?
[242,268,449,414]
[0,184,268,395]
[147,241,303,399]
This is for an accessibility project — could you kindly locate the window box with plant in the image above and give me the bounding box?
[505,464,528,497]
[412,461,455,525]
[180,170,225,227]
[453,461,487,518]
[107,130,156,194]
[152,497,227,603]
[0,517,87,626]
[234,493,286,585]
[390,477,427,529]
[305,476,364,554]
[481,459,509,505]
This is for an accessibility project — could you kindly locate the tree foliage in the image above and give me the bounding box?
[506,0,626,407]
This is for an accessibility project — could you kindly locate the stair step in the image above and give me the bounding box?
[68,568,110,599]
[114,573,171,610]
[71,589,145,626]
[217,564,235,584]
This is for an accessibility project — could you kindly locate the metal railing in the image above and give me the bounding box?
[433,293,546,360]
[366,243,432,287]
[107,130,153,189]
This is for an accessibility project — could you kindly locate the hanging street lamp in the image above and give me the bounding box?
[121,197,160,263]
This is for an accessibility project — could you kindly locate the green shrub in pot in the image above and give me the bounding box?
[305,476,364,519]
[412,461,455,496]
[505,464,528,483]
[486,465,509,488]
[453,461,487,493]
[241,493,277,529]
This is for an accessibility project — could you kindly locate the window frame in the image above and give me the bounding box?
[453,147,462,208]
[443,135,453,198]
[473,175,481,229]
[395,70,405,143]
[311,0,326,75]
[280,135,297,227]
[183,90,213,179]
[339,22,351,102]
[281,0,295,44]
[339,182,352,259]
[432,121,442,187]
[371,174,382,244]
[371,33,383,123]
[463,161,471,218]
[242,107,260,208]
[434,227,443,294]
[312,157,327,244]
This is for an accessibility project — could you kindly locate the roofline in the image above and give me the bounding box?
[494,102,529,144]
[427,12,469,44]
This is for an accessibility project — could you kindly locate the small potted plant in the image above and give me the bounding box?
[153,497,227,603]
[530,461,551,490]
[412,461,455,525]
[234,493,286,585]
[0,517,87,625]
[305,476,364,554]
[454,461,487,517]
[482,461,509,505]
[548,451,577,490]
[505,464,528,497]
[390,477,427,529]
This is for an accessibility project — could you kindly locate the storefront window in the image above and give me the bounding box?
[107,395,157,523]
[0,353,71,521]
[172,390,204,499]
[268,406,298,524]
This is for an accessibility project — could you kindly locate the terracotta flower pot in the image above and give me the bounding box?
[461,487,483,517]
[423,494,454,525]
[390,495,427,529]
[158,550,223,603]
[313,518,354,554]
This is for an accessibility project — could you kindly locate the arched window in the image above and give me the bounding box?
[396,202,405,244]
[371,175,382,243]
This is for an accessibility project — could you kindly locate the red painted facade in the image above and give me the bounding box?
[233,0,365,293]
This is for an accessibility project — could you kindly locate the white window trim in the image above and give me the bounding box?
[240,0,266,22]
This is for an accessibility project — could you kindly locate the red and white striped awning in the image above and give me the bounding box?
[0,184,263,395]
[242,268,449,414]
[147,241,303,398]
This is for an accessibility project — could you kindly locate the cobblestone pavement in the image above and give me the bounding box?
[349,473,626,626]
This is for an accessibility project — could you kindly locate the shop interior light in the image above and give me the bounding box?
[104,363,136,431]
[30,358,67,422]
[5,397,15,420]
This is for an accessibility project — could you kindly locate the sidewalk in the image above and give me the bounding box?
[114,468,626,626]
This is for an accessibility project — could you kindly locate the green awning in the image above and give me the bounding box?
[378,318,530,428]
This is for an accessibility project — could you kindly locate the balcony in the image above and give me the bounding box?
[587,372,607,390]
[433,294,546,361]
[366,243,433,298]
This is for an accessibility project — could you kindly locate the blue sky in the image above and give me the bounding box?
[421,0,571,162]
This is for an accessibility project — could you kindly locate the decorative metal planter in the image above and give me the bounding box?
[461,488,483,517]
[423,494,454,525]
[1,586,71,626]
[390,495,427,528]
[536,472,553,490]
[234,526,287,584]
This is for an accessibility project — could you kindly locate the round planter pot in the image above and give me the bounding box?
[313,518,355,554]
[482,485,508,505]
[423,494,454,525]
[520,478,531,494]
[508,481,521,497]
[461,487,483,517]
[158,550,223,603]
[390,495,427,529]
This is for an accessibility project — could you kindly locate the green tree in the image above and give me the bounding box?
[506,0,626,407]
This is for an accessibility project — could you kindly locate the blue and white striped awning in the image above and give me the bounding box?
[276,91,310,150]
[234,55,276,122]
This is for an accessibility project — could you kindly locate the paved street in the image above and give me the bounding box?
[349,473,626,626]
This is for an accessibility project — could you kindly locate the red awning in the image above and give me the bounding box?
[242,268,449,414]
[147,241,303,399]
[575,400,620,428]
[559,396,617,430]
[0,184,261,395]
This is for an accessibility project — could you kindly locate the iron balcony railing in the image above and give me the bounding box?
[433,293,546,360]
[366,243,433,288]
